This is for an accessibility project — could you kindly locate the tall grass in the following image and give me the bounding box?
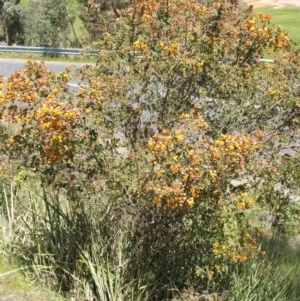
[227,240,300,301]
[0,175,153,300]
[0,180,65,300]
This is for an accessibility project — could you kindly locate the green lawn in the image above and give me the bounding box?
[254,8,300,42]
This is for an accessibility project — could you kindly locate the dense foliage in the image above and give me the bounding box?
[77,0,133,41]
[0,0,23,44]
[0,0,73,46]
[22,0,71,47]
[0,0,299,300]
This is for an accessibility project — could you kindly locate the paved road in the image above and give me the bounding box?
[0,58,92,87]
[0,58,87,76]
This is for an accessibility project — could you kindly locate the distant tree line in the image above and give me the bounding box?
[0,0,23,45]
[0,0,69,46]
[0,0,133,46]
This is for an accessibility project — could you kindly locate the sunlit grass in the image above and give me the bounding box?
[254,8,300,42]
[0,262,65,301]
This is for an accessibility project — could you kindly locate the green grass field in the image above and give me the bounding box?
[254,8,300,42]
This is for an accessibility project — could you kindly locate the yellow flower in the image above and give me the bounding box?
[133,40,147,50]
[179,113,189,119]
[215,139,224,147]
[221,245,229,252]
[79,87,87,94]
[170,164,179,174]
[63,111,77,119]
[215,264,222,273]
[53,108,62,116]
[173,129,181,136]
[156,170,163,178]
[148,138,155,148]
[173,129,184,142]
[237,254,248,262]
[142,13,151,21]
[170,41,178,50]
[52,134,62,142]
[175,134,184,142]
[152,197,161,205]
[160,143,167,150]
[41,121,51,129]
[213,242,220,255]
[52,87,59,94]
[235,202,245,211]
[210,170,217,179]
[42,105,49,113]
[268,87,276,96]
[7,136,14,145]
[189,185,196,198]
[212,2,220,8]
[195,60,204,68]
[213,242,219,249]
[246,198,255,206]
[207,270,214,280]
[167,198,176,208]
[133,40,141,47]
[186,197,194,207]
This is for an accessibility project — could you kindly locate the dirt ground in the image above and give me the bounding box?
[243,0,300,8]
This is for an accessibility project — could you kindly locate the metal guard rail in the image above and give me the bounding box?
[0,45,98,56]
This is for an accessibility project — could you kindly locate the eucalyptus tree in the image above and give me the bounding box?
[23,0,71,47]
[0,0,24,45]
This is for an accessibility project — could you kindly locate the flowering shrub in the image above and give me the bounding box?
[135,107,265,291]
[77,0,299,149]
[0,0,299,299]
[0,59,80,168]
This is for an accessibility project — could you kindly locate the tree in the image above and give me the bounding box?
[77,0,133,41]
[0,0,24,45]
[23,0,71,47]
